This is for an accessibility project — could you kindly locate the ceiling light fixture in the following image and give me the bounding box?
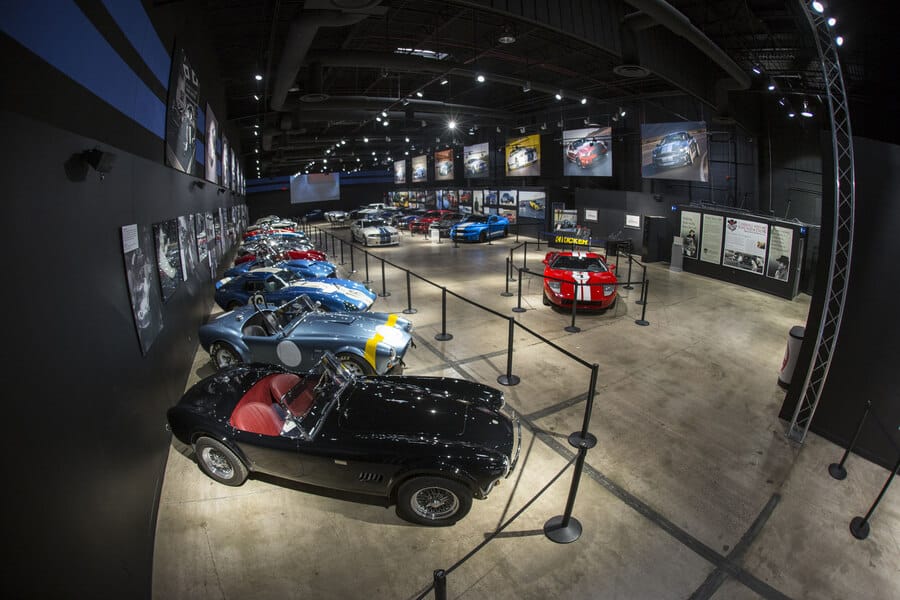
[382,120,389,126]
[751,65,762,75]
[519,126,525,134]
[497,26,516,45]
[254,74,263,81]
[619,107,627,117]
[253,94,260,101]
[405,137,410,142]
[788,111,796,118]
[580,97,587,105]
[448,120,456,129]
[522,81,531,93]
[363,137,369,142]
[381,111,388,118]
[476,74,485,83]
[416,91,423,98]
[827,17,837,26]
[800,99,814,118]
[555,92,563,100]
[402,98,409,105]
[496,126,501,133]
[767,79,776,91]
[540,122,547,130]
[811,2,824,14]
[440,78,448,85]
[835,36,844,46]
[584,117,590,125]
[376,116,382,122]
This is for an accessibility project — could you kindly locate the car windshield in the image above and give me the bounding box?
[285,353,354,440]
[551,255,608,272]
[661,133,687,144]
[275,295,321,332]
[463,215,488,223]
[361,219,388,228]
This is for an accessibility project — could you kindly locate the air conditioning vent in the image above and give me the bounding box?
[300,93,330,103]
[613,64,651,78]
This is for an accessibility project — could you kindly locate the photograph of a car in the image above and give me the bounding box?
[507,146,538,171]
[566,138,608,168]
[436,160,453,177]
[199,295,412,376]
[166,352,521,526]
[651,131,699,169]
[465,155,487,176]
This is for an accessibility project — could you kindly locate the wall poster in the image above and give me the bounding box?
[680,211,701,259]
[205,212,218,277]
[222,137,230,190]
[499,189,517,207]
[434,148,454,181]
[472,190,485,215]
[505,134,541,176]
[205,104,219,184]
[640,121,708,182]
[121,224,163,355]
[165,47,200,175]
[722,218,768,274]
[518,191,546,220]
[194,213,209,275]
[767,226,793,282]
[393,160,406,184]
[177,215,197,281]
[153,219,182,302]
[464,142,489,178]
[411,155,427,183]
[562,127,612,176]
[700,214,724,264]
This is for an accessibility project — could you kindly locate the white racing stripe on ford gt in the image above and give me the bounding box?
[571,271,591,301]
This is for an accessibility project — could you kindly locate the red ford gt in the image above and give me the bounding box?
[542,251,617,310]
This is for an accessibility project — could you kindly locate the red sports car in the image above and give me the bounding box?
[409,209,454,234]
[241,226,294,240]
[565,139,608,168]
[234,248,327,265]
[542,251,617,310]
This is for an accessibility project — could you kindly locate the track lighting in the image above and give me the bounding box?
[835,36,844,46]
[580,98,587,105]
[440,79,448,85]
[827,17,837,26]
[555,91,562,100]
[767,79,776,91]
[811,2,824,14]
[476,73,485,83]
[448,120,456,129]
[254,74,263,81]
[540,122,547,130]
[416,91,423,98]
[519,126,525,134]
[800,99,814,118]
[402,98,409,105]
[522,81,531,93]
[752,65,762,75]
[363,137,369,142]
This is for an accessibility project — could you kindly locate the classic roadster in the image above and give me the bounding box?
[224,258,337,280]
[200,295,412,376]
[214,268,376,312]
[542,251,618,310]
[166,352,521,526]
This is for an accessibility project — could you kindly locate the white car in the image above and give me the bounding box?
[351,218,400,246]
[325,210,350,224]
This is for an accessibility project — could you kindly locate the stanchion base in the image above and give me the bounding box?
[497,374,520,386]
[434,333,453,341]
[635,319,650,327]
[568,432,597,450]
[379,292,391,298]
[512,307,527,313]
[500,292,514,297]
[544,515,582,544]
[363,280,373,285]
[564,326,581,333]
[850,516,870,540]
[402,308,418,314]
[623,285,634,290]
[828,463,848,480]
[635,299,646,306]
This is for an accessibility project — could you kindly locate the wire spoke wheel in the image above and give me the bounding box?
[410,486,460,520]
[201,447,234,479]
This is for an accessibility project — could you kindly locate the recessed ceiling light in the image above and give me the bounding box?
[416,91,423,98]
[555,92,562,100]
[476,74,485,83]
[254,74,263,81]
[440,79,448,85]
[580,98,587,105]
[364,137,369,142]
[253,94,260,101]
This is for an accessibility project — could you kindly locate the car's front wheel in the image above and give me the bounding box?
[211,342,242,370]
[193,437,248,486]
[336,352,375,377]
[479,230,487,243]
[396,476,473,526]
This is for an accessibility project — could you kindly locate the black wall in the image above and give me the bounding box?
[2,1,242,596]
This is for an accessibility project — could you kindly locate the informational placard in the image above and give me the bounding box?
[412,155,427,183]
[434,148,454,181]
[584,209,598,222]
[680,211,701,259]
[700,214,724,264]
[722,218,768,274]
[625,214,641,229]
[122,224,163,355]
[767,226,793,281]
[393,160,406,184]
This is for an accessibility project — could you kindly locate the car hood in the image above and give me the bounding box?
[545,267,616,284]
[654,141,687,154]
[293,312,412,349]
[452,221,482,230]
[339,377,508,447]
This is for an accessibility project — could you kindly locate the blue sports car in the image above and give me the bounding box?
[224,258,337,280]
[449,214,510,242]
[200,295,413,376]
[215,268,376,312]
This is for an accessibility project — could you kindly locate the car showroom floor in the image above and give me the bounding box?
[153,226,899,600]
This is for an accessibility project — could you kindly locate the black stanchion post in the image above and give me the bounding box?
[512,268,526,313]
[515,223,520,243]
[402,270,417,314]
[501,258,514,297]
[379,259,390,297]
[339,239,345,265]
[349,244,356,273]
[434,287,453,341]
[323,231,329,255]
[829,400,872,480]
[850,453,900,540]
[363,251,372,284]
[433,569,447,600]
[636,267,647,305]
[544,364,599,544]
[565,282,581,333]
[497,317,520,386]
[624,254,634,290]
[635,279,650,326]
[508,249,516,281]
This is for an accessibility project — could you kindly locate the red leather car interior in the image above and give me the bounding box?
[229,374,285,436]
[269,373,318,417]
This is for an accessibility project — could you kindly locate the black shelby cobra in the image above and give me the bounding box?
[167,353,520,525]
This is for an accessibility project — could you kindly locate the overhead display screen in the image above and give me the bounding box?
[412,155,427,183]
[290,173,340,204]
[562,127,612,176]
[640,121,709,182]
[393,160,406,184]
[463,142,489,178]
[505,134,541,177]
[434,148,454,181]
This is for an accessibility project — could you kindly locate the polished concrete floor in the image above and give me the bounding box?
[153,226,899,599]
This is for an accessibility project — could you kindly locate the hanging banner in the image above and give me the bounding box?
[700,214,724,264]
[722,218,768,274]
[680,211,701,259]
[767,226,794,281]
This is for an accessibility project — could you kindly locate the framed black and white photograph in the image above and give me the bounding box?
[121,224,163,355]
[153,219,182,302]
[178,215,197,280]
[165,47,200,175]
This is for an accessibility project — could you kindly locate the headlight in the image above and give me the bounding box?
[548,281,561,293]
[603,284,615,296]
